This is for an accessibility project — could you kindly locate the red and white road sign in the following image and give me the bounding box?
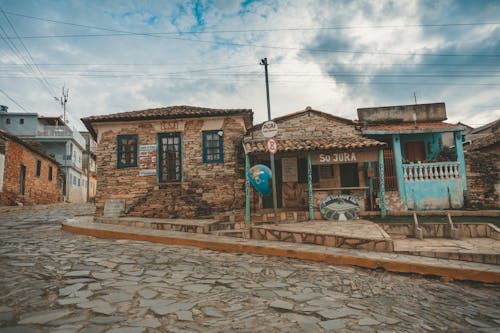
[266,138,278,154]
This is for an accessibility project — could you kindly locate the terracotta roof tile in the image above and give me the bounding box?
[84,105,252,122]
[244,136,385,154]
[82,105,253,139]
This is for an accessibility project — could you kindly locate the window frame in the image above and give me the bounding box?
[48,166,53,181]
[202,130,224,164]
[117,134,138,169]
[36,160,41,177]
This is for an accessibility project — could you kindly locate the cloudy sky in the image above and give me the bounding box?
[0,0,499,130]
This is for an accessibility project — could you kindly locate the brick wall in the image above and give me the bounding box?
[465,151,500,209]
[94,116,247,218]
[0,139,61,205]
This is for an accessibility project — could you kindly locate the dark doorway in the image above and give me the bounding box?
[262,159,283,209]
[19,164,26,195]
[340,163,359,187]
[158,133,181,182]
[404,141,426,161]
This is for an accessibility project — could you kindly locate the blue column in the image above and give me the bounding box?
[307,152,314,221]
[392,134,406,203]
[378,149,386,217]
[454,131,467,191]
[245,154,251,222]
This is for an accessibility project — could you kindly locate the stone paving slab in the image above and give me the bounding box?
[254,220,391,240]
[63,217,500,283]
[3,203,500,333]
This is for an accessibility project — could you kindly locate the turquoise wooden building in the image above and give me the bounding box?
[358,103,467,211]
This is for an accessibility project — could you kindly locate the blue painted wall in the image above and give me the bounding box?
[404,178,464,210]
[0,113,38,136]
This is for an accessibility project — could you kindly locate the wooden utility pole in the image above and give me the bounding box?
[260,58,278,221]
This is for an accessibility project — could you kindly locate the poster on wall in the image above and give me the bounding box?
[282,157,298,182]
[139,145,157,176]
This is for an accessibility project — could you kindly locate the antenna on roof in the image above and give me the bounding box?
[54,85,69,123]
[413,92,418,104]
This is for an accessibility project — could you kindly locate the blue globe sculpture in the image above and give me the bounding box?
[247,164,272,196]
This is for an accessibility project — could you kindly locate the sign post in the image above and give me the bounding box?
[260,58,279,222]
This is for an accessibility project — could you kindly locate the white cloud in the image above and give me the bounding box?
[0,0,498,130]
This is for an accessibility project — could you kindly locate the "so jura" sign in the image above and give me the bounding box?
[311,150,378,165]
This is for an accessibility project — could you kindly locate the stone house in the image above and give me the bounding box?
[82,106,253,218]
[463,118,500,209]
[0,129,62,205]
[357,102,467,210]
[0,108,87,203]
[243,107,386,221]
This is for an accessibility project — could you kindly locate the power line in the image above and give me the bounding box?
[1,75,498,86]
[0,9,57,99]
[1,62,499,68]
[5,10,500,34]
[4,11,500,58]
[0,88,29,112]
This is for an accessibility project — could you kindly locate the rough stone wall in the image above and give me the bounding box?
[383,191,408,212]
[0,139,61,205]
[465,151,500,209]
[94,116,247,218]
[248,112,357,141]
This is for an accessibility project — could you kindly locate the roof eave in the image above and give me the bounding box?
[362,126,463,135]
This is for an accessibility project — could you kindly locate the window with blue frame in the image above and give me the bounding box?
[202,130,223,163]
[117,134,138,168]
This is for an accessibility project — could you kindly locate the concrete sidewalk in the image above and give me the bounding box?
[63,217,500,284]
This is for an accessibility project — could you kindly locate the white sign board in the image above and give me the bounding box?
[282,157,298,182]
[261,121,278,138]
[139,169,156,176]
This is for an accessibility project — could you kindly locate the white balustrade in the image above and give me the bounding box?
[402,162,460,182]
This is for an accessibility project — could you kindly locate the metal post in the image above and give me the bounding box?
[307,152,314,220]
[378,149,386,217]
[245,154,251,222]
[260,58,278,222]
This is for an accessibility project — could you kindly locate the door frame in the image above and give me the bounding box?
[19,164,26,195]
[157,132,182,183]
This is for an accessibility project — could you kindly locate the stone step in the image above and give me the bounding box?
[211,229,250,238]
[394,250,499,265]
[96,217,218,234]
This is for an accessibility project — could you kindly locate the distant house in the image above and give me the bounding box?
[81,105,253,218]
[466,118,500,154]
[0,109,87,203]
[357,102,467,210]
[463,118,500,209]
[0,129,62,205]
[243,107,386,220]
[442,122,473,147]
[80,131,97,202]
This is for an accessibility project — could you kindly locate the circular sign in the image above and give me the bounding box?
[320,194,360,221]
[266,138,278,154]
[261,121,278,138]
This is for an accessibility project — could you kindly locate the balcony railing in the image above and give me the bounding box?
[37,125,86,149]
[403,162,460,182]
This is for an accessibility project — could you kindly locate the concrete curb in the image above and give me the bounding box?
[62,221,500,284]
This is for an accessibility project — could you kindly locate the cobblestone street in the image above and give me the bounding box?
[1,204,499,332]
